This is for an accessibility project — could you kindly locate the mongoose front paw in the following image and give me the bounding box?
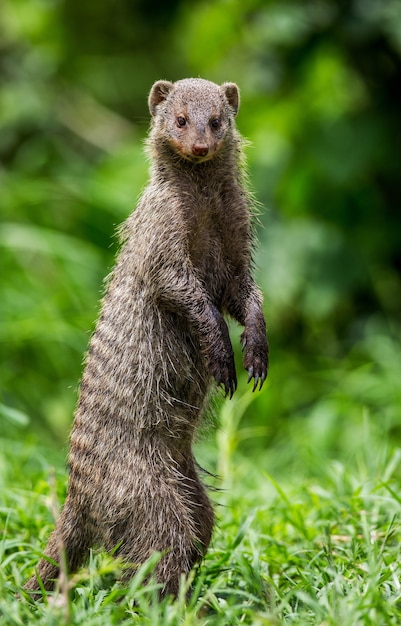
[241,332,269,391]
[211,354,237,399]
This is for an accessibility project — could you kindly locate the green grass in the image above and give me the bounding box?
[2,397,401,625]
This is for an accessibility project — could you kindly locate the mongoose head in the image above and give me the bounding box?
[148,78,240,163]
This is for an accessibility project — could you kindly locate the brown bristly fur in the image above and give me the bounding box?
[23,78,269,600]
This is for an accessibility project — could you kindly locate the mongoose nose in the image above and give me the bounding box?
[192,144,209,157]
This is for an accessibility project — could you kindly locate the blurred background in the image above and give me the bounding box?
[1,0,401,474]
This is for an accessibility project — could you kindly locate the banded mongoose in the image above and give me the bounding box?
[24,78,269,599]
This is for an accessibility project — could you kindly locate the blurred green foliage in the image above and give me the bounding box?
[1,0,401,452]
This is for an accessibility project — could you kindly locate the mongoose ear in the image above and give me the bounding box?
[148,80,174,116]
[221,82,240,116]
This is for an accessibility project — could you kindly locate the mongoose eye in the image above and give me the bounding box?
[210,118,221,130]
[177,116,187,127]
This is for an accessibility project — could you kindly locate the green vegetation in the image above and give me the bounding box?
[1,0,401,623]
[2,408,401,624]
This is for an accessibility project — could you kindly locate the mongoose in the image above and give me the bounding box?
[24,78,269,599]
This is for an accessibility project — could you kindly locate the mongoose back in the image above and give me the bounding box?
[24,78,269,599]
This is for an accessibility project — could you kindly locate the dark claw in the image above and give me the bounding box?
[224,381,230,398]
[246,368,252,383]
[247,364,267,392]
[241,337,247,351]
[252,374,259,392]
[225,377,237,399]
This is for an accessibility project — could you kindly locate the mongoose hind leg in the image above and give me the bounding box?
[179,458,215,553]
[23,498,92,600]
[104,463,214,598]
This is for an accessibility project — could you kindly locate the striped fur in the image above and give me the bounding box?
[24,78,268,599]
